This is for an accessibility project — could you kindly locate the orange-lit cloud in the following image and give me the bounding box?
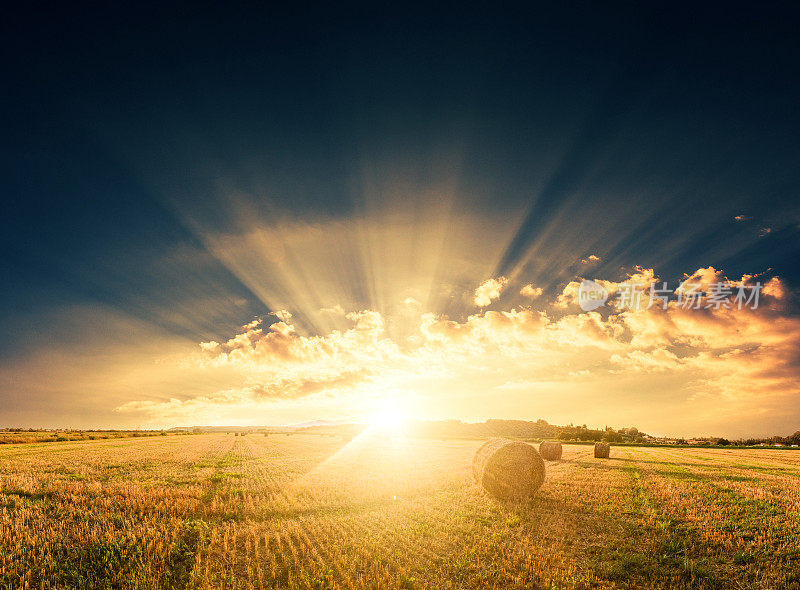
[474,277,508,307]
[5,260,795,438]
[520,283,543,299]
[107,266,798,438]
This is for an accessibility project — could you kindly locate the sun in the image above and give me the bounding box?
[369,409,406,431]
[367,400,410,432]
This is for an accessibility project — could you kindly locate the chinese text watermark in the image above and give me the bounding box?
[578,280,761,312]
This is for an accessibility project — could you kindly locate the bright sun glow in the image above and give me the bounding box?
[368,400,409,432]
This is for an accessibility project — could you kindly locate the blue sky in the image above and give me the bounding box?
[1,5,799,434]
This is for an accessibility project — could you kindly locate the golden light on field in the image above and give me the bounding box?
[3,433,800,588]
[4,4,798,589]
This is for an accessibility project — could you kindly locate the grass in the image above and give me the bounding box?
[0,430,170,445]
[0,434,798,588]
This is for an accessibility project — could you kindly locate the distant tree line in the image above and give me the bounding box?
[727,431,800,446]
[247,420,800,447]
[331,419,651,443]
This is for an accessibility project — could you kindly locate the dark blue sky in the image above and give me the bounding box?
[2,4,799,378]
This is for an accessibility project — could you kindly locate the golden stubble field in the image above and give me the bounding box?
[0,432,799,589]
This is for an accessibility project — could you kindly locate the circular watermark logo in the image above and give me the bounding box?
[578,279,609,311]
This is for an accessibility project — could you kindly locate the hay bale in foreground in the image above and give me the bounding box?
[594,442,610,458]
[539,440,562,461]
[472,438,545,500]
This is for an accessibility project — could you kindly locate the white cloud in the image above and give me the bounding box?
[474,277,508,307]
[520,284,543,299]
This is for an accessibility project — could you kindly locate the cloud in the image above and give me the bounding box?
[677,266,727,293]
[474,277,508,307]
[403,297,422,310]
[116,369,372,420]
[610,347,683,373]
[626,266,657,285]
[111,264,800,437]
[272,310,293,322]
[763,276,786,300]
[196,310,391,365]
[554,266,654,308]
[520,284,543,299]
[581,254,601,264]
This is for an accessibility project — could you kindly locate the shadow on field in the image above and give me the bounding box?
[602,456,795,476]
[590,455,797,474]
[1,520,201,590]
[563,456,711,469]
[561,457,775,487]
[478,467,733,589]
[161,520,204,589]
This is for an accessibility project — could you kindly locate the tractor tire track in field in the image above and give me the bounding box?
[567,447,725,589]
[625,447,800,589]
[171,434,238,589]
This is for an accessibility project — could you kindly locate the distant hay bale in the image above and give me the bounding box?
[594,442,610,458]
[472,438,545,500]
[539,441,562,461]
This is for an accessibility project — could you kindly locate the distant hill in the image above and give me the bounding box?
[297,418,651,443]
[167,419,647,441]
[167,419,357,433]
[167,425,293,433]
[287,419,357,428]
[164,421,800,445]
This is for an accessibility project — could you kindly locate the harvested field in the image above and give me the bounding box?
[0,434,799,589]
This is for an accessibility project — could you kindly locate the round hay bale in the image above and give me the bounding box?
[539,440,562,461]
[594,441,610,458]
[472,438,545,500]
